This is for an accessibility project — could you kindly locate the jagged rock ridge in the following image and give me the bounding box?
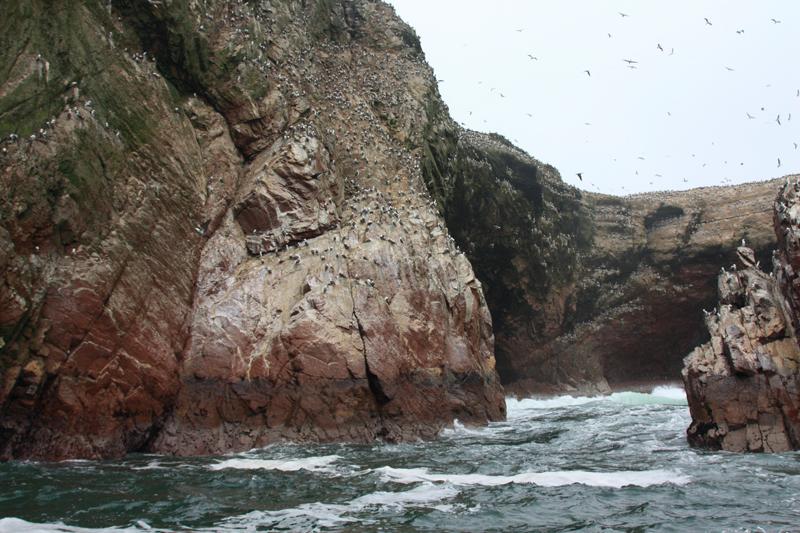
[683,179,800,452]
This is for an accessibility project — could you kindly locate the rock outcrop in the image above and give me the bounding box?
[0,0,503,460]
[683,180,800,452]
[421,117,781,394]
[0,0,788,461]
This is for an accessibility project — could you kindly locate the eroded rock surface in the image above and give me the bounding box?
[683,181,800,451]
[0,0,502,460]
[421,118,781,394]
[0,0,788,460]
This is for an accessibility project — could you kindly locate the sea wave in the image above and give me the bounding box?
[0,518,155,533]
[441,419,492,436]
[208,483,459,530]
[376,466,691,488]
[0,484,460,533]
[207,454,341,473]
[506,385,687,416]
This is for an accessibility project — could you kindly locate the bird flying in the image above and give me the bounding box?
[704,17,712,25]
[576,172,583,181]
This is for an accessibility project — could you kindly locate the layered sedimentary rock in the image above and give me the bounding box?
[683,181,800,452]
[0,0,503,460]
[421,118,780,393]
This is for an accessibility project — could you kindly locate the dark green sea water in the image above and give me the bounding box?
[2,386,800,532]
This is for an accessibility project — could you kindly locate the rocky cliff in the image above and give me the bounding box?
[0,0,504,460]
[421,118,780,394]
[683,179,800,452]
[0,0,785,461]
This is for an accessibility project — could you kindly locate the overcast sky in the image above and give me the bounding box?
[386,0,800,194]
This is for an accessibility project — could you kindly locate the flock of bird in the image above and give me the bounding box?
[433,7,799,194]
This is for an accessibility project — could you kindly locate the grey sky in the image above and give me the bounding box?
[386,0,800,194]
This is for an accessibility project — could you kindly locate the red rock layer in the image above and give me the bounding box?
[0,0,503,460]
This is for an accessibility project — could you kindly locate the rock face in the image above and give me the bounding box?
[0,0,788,461]
[683,180,800,452]
[0,0,502,460]
[420,116,781,394]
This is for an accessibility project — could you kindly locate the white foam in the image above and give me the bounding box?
[505,395,598,415]
[209,483,458,530]
[607,389,687,407]
[0,518,151,533]
[208,454,341,473]
[131,461,164,471]
[376,466,690,488]
[650,385,688,403]
[505,385,688,416]
[350,483,459,507]
[219,503,356,529]
[441,419,488,436]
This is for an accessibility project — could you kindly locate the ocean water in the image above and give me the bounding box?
[2,385,800,532]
